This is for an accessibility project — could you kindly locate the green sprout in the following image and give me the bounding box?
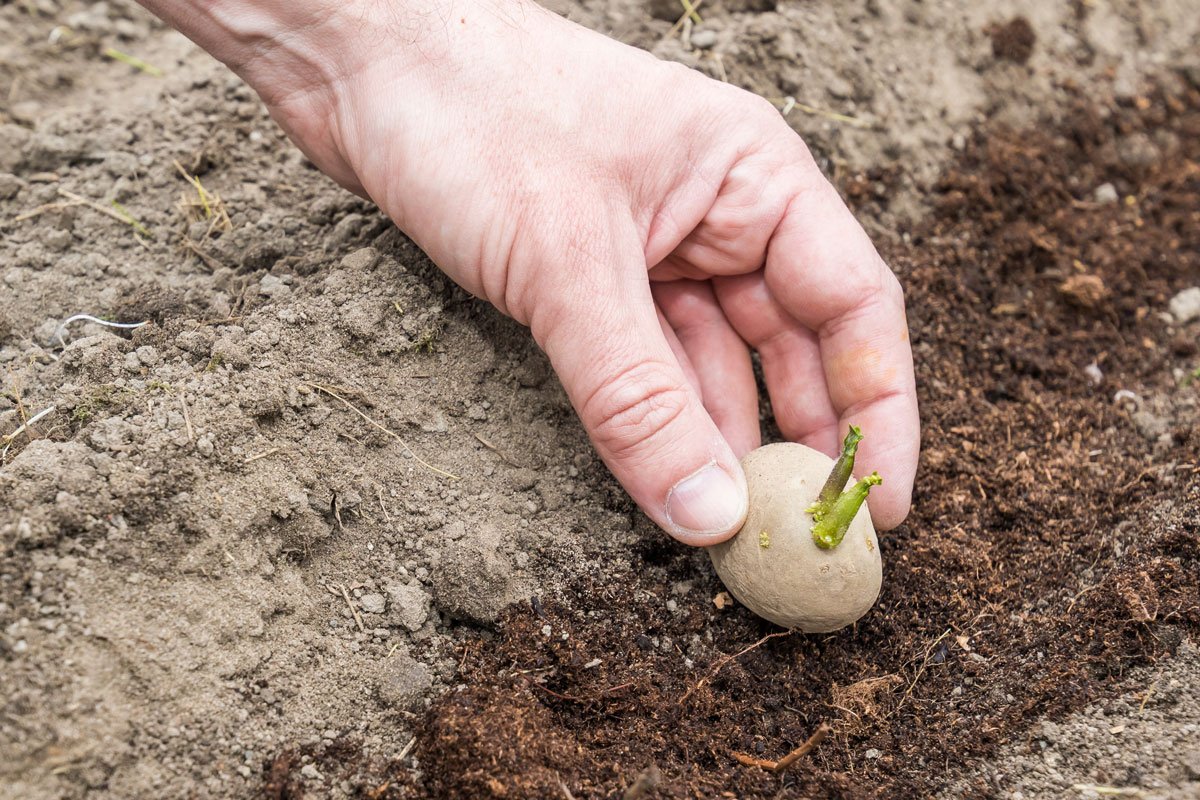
[806,425,863,521]
[806,425,882,550]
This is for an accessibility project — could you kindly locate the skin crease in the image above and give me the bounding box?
[135,0,921,546]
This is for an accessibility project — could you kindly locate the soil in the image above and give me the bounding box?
[1,1,1199,800]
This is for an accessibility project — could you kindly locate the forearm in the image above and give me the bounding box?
[138,1,357,102]
[134,0,532,110]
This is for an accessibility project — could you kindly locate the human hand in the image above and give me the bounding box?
[148,0,919,545]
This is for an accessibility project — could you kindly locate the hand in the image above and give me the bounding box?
[148,0,919,545]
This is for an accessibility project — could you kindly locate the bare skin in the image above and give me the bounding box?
[136,0,920,545]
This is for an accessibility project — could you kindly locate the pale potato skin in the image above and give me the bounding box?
[707,442,882,632]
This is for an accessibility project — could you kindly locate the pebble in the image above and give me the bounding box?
[259,274,292,300]
[340,247,379,271]
[300,764,322,780]
[135,345,160,366]
[0,173,21,201]
[1183,749,1200,780]
[385,581,431,632]
[826,74,855,100]
[1168,287,1200,324]
[374,651,433,709]
[359,592,386,614]
[1093,182,1119,204]
[1083,362,1103,386]
[690,29,718,49]
[865,748,882,759]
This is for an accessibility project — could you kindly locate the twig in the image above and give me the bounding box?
[338,584,365,632]
[396,736,417,762]
[377,486,392,524]
[681,629,794,704]
[303,382,459,480]
[109,199,153,238]
[177,390,194,442]
[11,198,84,223]
[183,239,226,271]
[332,494,345,532]
[1137,675,1159,713]
[731,723,831,773]
[103,47,163,76]
[777,96,874,129]
[474,432,520,466]
[1070,784,1145,797]
[664,0,705,38]
[57,188,151,236]
[243,448,281,464]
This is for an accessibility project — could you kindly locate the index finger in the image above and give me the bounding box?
[763,161,919,530]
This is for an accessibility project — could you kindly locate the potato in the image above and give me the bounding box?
[707,434,882,632]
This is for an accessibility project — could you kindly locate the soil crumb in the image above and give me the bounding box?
[989,16,1037,64]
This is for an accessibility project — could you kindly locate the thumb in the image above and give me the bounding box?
[532,246,748,546]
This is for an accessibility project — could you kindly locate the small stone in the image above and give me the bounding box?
[1132,410,1170,441]
[508,468,539,491]
[340,247,379,271]
[690,29,718,49]
[259,273,291,300]
[135,345,159,366]
[1168,287,1200,324]
[826,74,855,100]
[0,173,21,201]
[385,582,430,632]
[1083,362,1103,386]
[1058,274,1108,308]
[374,650,432,709]
[865,748,882,760]
[359,592,386,614]
[541,624,552,637]
[1182,748,1200,780]
[1117,132,1160,168]
[300,764,322,780]
[1093,182,1119,204]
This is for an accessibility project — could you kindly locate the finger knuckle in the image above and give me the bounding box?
[582,361,690,459]
[883,267,907,306]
